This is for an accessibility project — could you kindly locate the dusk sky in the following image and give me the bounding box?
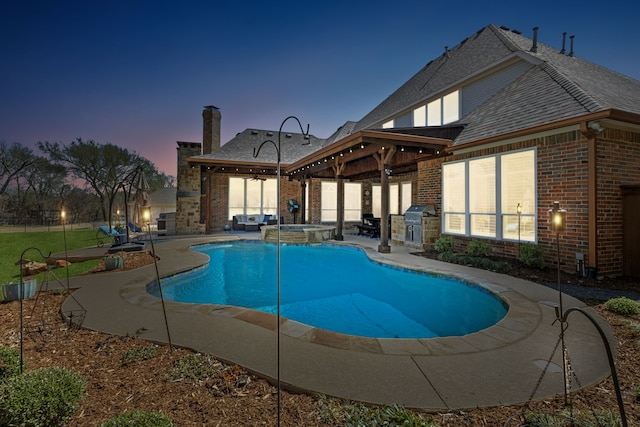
[3,0,639,178]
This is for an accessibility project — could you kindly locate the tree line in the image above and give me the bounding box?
[0,139,175,227]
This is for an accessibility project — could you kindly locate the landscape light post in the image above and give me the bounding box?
[61,208,70,290]
[548,201,568,402]
[143,205,172,349]
[253,115,309,427]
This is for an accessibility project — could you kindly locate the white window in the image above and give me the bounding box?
[372,185,381,217]
[372,183,400,217]
[304,183,309,221]
[228,177,277,220]
[389,183,399,215]
[442,162,466,234]
[321,181,337,222]
[344,182,362,221]
[401,182,412,213]
[442,91,460,124]
[427,98,441,126]
[383,91,459,130]
[469,157,496,237]
[413,105,426,127]
[442,148,536,241]
[501,150,536,241]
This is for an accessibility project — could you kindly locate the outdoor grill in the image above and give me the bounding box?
[404,205,436,244]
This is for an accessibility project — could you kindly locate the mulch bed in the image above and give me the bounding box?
[2,251,640,425]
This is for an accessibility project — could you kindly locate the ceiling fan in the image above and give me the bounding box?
[251,174,267,181]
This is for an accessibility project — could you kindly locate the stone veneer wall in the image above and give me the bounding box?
[175,141,205,235]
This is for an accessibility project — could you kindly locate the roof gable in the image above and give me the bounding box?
[354,25,520,132]
[355,24,640,148]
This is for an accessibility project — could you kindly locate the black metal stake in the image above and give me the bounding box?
[147,221,172,349]
[253,116,309,427]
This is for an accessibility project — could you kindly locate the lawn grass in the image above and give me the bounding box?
[0,228,102,286]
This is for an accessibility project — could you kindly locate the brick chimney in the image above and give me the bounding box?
[202,105,221,155]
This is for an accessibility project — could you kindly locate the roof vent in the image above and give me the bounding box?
[444,46,450,58]
[511,29,521,35]
[530,27,539,53]
[285,133,292,138]
[500,26,510,31]
[569,35,575,57]
[560,32,567,54]
[251,130,258,135]
[266,131,274,137]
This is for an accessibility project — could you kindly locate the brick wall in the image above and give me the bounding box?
[595,128,640,274]
[416,127,640,276]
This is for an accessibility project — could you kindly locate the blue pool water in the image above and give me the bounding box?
[149,241,507,339]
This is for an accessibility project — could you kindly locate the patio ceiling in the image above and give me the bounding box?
[286,130,451,180]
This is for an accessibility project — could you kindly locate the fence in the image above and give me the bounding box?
[0,223,96,233]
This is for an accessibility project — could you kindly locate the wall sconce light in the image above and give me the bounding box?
[548,201,566,233]
[384,168,392,176]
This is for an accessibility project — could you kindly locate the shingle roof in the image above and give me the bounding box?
[355,24,640,147]
[354,25,517,132]
[190,128,326,165]
[191,24,640,166]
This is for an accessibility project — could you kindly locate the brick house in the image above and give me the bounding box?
[177,24,640,278]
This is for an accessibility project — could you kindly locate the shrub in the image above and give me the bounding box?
[437,251,466,264]
[604,297,640,316]
[467,239,491,257]
[519,242,545,269]
[0,366,86,426]
[121,345,158,365]
[167,353,219,382]
[0,346,22,382]
[100,410,174,427]
[433,235,454,253]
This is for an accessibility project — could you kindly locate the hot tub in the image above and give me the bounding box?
[261,224,335,244]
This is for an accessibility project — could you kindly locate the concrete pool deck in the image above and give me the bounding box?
[60,233,616,410]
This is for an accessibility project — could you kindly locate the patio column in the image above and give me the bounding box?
[336,175,344,240]
[374,146,396,253]
[334,161,346,241]
[300,178,307,224]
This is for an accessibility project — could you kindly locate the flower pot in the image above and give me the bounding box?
[1,278,37,302]
[104,256,123,271]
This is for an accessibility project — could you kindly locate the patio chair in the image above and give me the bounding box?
[96,225,126,247]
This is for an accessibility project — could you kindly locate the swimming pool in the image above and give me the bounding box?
[148,241,507,339]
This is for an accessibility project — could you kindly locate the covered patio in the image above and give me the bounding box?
[286,129,452,252]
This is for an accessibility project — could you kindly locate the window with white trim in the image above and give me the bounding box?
[381,90,459,129]
[372,182,410,216]
[442,148,536,241]
[344,182,362,221]
[321,181,362,222]
[321,181,337,222]
[401,182,412,213]
[228,177,277,220]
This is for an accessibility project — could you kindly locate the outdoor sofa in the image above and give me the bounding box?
[232,214,276,231]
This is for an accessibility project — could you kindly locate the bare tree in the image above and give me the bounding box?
[0,142,35,195]
[21,157,68,223]
[39,138,150,226]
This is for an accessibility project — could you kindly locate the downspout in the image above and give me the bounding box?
[580,122,599,272]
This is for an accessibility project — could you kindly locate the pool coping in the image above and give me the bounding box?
[126,240,539,356]
[61,234,618,410]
